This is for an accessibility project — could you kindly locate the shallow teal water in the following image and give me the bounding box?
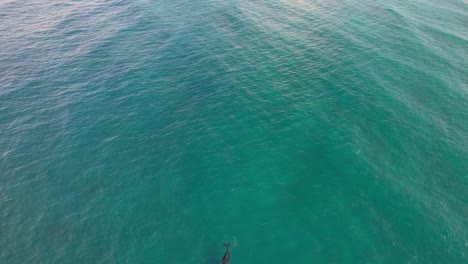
[1,0,467,263]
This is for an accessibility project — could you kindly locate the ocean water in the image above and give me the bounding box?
[0,0,467,263]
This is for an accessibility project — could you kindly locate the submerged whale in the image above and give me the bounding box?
[221,243,231,264]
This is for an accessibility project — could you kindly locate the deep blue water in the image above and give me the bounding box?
[0,0,467,263]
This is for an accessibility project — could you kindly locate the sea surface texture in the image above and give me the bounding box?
[0,0,467,263]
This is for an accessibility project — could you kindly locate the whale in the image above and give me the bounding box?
[221,243,231,264]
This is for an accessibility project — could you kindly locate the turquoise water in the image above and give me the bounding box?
[1,0,467,263]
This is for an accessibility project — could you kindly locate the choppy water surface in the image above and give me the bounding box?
[1,0,467,263]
